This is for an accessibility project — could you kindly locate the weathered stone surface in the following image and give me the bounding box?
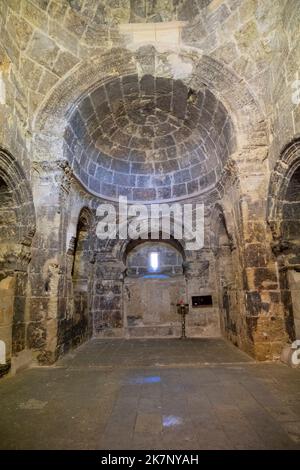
[21,0,48,30]
[0,0,300,373]
[26,30,59,70]
[63,74,234,202]
[52,50,79,77]
[6,13,33,51]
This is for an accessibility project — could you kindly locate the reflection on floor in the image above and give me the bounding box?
[0,338,300,450]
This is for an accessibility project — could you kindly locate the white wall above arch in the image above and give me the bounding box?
[119,21,186,47]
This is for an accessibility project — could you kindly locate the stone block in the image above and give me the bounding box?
[22,1,48,30]
[27,30,59,70]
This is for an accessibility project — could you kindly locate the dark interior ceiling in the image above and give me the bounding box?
[64,74,235,202]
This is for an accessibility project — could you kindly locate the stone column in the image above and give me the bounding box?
[239,187,288,360]
[28,161,71,364]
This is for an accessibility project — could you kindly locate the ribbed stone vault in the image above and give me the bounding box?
[64,74,236,202]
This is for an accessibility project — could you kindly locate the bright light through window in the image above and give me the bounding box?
[150,252,159,271]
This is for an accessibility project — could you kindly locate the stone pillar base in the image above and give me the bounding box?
[281,341,300,368]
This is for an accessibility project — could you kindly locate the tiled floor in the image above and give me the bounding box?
[0,338,300,450]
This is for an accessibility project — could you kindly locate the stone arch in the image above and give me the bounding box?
[68,206,95,267]
[99,207,199,263]
[66,199,95,253]
[123,237,186,267]
[30,45,268,344]
[71,206,95,283]
[125,240,185,277]
[0,147,35,248]
[267,137,300,241]
[32,46,267,191]
[77,206,95,231]
[118,226,188,263]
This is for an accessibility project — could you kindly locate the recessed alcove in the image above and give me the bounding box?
[64,74,235,202]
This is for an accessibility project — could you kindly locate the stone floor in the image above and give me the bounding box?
[0,338,300,450]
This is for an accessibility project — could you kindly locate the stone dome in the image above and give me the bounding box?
[64,74,235,202]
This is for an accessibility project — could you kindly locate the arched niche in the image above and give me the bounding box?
[0,175,16,367]
[72,208,94,344]
[63,207,94,351]
[210,203,240,347]
[0,148,35,372]
[267,138,300,341]
[32,47,267,203]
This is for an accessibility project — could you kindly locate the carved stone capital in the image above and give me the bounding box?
[21,224,36,248]
[183,260,209,279]
[268,219,281,242]
[271,239,300,256]
[96,257,126,280]
[32,160,74,207]
[2,244,33,271]
[32,160,67,176]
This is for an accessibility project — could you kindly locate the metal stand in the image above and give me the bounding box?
[177,303,189,339]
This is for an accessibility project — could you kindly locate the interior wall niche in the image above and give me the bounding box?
[0,176,17,367]
[72,209,93,345]
[268,139,300,341]
[63,208,94,351]
[63,71,235,203]
[124,240,186,338]
[212,207,240,346]
[279,165,300,339]
[0,148,35,375]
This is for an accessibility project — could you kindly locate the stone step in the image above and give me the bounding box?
[126,325,181,338]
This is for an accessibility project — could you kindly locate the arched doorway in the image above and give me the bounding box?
[124,240,187,338]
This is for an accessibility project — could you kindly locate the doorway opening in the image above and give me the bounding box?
[124,240,186,337]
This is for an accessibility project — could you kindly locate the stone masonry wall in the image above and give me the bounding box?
[1,1,300,369]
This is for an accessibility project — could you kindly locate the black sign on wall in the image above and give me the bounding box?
[192,295,213,307]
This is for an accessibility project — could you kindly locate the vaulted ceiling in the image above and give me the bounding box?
[64,74,235,202]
